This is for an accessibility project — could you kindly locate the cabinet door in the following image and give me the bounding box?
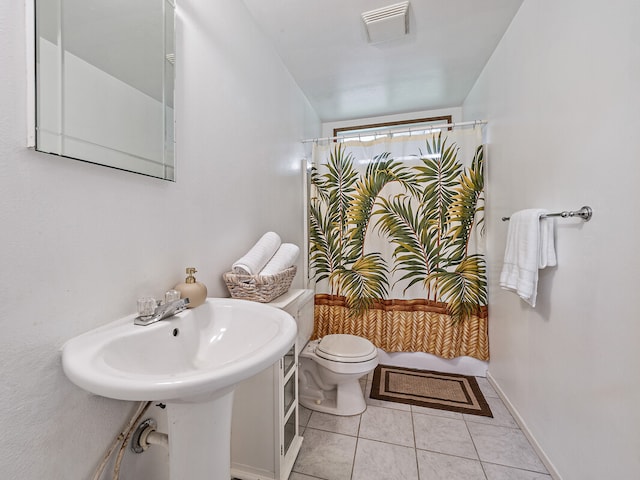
[279,343,302,479]
[283,369,296,417]
[283,406,297,456]
[283,345,296,377]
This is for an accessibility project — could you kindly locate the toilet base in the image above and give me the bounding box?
[299,379,367,416]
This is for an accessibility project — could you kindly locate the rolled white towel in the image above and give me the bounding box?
[232,232,281,275]
[259,243,299,276]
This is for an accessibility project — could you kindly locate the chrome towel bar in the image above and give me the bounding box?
[502,206,592,222]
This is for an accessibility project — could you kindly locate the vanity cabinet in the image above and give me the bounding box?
[231,289,313,480]
[231,338,302,480]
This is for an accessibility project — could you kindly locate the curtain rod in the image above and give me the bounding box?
[301,119,488,144]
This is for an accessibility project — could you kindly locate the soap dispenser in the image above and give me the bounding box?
[174,267,207,308]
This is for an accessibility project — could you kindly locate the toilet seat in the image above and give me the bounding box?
[316,334,377,363]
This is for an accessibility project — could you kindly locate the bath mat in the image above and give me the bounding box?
[370,365,493,417]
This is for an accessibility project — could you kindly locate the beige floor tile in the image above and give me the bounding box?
[289,472,325,480]
[292,428,356,480]
[417,450,486,480]
[467,422,548,473]
[359,405,415,447]
[413,412,478,460]
[411,404,464,420]
[483,462,552,479]
[475,376,499,398]
[299,405,312,427]
[286,375,548,480]
[464,396,518,428]
[307,410,361,436]
[352,438,418,480]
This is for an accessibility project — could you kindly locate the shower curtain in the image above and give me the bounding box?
[308,128,489,360]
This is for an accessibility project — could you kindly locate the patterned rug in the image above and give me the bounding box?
[370,365,493,417]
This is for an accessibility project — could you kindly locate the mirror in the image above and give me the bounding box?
[34,0,175,181]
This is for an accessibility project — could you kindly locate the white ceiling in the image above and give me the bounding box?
[243,0,523,122]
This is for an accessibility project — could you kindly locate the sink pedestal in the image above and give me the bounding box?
[61,298,297,479]
[167,391,235,480]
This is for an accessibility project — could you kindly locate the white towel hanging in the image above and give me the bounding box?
[499,209,556,307]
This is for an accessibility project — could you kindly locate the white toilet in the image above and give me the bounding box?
[270,289,378,416]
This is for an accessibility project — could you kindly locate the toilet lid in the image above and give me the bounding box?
[316,334,377,363]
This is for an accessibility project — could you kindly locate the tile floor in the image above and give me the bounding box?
[290,375,551,480]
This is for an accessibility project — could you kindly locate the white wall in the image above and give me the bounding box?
[463,1,640,478]
[0,0,319,478]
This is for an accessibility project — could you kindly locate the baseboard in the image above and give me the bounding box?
[486,372,563,480]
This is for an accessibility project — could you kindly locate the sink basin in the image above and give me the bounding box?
[62,297,297,402]
[62,297,297,480]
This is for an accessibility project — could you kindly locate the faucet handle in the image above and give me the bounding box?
[137,297,158,318]
[164,289,181,303]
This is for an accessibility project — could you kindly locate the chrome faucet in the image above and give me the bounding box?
[134,298,190,326]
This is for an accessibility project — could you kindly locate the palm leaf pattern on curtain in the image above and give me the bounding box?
[417,134,461,244]
[309,144,358,296]
[311,146,420,314]
[374,194,439,294]
[446,145,485,261]
[310,133,486,322]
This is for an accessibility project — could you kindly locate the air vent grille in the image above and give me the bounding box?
[362,1,410,44]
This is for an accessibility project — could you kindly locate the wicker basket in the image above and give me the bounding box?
[223,265,297,303]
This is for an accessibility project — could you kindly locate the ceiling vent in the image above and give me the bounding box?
[362,1,410,44]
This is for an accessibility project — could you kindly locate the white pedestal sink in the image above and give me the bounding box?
[62,298,297,480]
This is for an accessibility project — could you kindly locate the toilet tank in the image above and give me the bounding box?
[268,289,315,346]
